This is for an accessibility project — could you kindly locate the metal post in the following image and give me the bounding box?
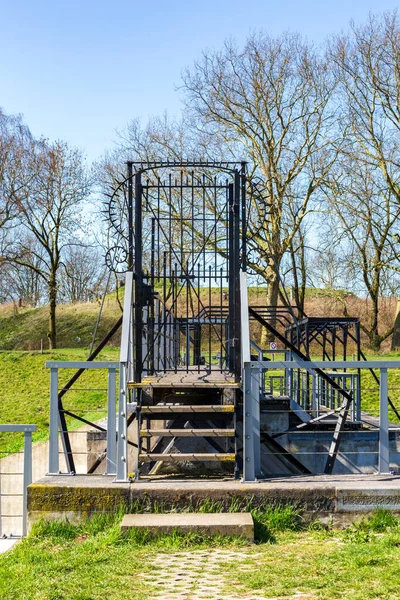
[127,162,134,269]
[379,368,390,474]
[115,364,128,482]
[105,368,117,476]
[243,363,256,482]
[134,171,143,383]
[22,430,32,536]
[242,363,260,482]
[48,367,59,474]
[251,366,261,476]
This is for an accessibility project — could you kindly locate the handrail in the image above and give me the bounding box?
[120,271,134,364]
[242,359,396,482]
[240,271,250,366]
[0,424,36,536]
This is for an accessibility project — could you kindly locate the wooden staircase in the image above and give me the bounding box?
[128,370,240,476]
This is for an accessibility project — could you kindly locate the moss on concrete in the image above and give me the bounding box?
[28,483,130,512]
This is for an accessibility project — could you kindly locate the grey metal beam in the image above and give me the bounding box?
[115,364,128,482]
[105,368,117,476]
[22,431,33,536]
[46,361,119,369]
[48,368,59,475]
[0,425,37,433]
[379,368,390,474]
[247,360,400,370]
[242,364,257,482]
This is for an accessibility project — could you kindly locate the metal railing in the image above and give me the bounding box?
[0,424,36,537]
[242,359,400,482]
[45,272,133,484]
[46,361,120,478]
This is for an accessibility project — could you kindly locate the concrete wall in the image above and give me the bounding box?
[263,430,400,475]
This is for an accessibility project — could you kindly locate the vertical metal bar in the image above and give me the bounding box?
[251,366,261,476]
[157,178,161,275]
[208,265,212,367]
[115,364,128,482]
[169,314,174,370]
[228,183,234,372]
[142,307,148,375]
[220,267,223,372]
[241,161,247,271]
[149,217,156,374]
[214,176,218,274]
[134,172,143,383]
[379,368,390,474]
[22,430,32,536]
[48,367,59,474]
[240,271,250,366]
[155,299,160,372]
[105,368,117,475]
[233,171,241,378]
[198,262,201,372]
[127,162,134,270]
[163,252,167,371]
[186,264,190,370]
[243,363,256,482]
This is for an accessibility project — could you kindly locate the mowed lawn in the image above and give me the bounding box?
[2,348,400,455]
[0,348,119,455]
[1,508,400,600]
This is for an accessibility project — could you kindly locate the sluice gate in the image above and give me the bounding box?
[46,161,400,482]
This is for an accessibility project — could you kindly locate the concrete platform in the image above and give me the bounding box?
[0,539,19,554]
[27,473,400,529]
[120,512,254,540]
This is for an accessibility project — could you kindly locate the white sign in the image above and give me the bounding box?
[270,342,277,350]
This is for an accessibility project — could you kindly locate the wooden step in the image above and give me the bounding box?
[140,405,234,414]
[139,452,235,463]
[140,428,235,438]
[129,381,240,388]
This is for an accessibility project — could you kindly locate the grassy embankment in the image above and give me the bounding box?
[0,348,119,456]
[1,506,400,599]
[0,287,399,454]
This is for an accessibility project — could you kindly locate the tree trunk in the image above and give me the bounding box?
[48,276,57,349]
[260,266,280,347]
[392,298,400,351]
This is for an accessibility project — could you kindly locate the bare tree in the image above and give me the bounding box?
[4,139,92,348]
[331,12,400,207]
[0,237,45,307]
[326,158,400,350]
[181,32,338,315]
[59,245,106,304]
[0,108,32,231]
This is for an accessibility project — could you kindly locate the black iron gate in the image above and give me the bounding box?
[126,161,246,383]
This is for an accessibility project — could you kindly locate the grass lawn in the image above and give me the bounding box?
[0,348,119,456]
[1,507,400,599]
[2,346,400,457]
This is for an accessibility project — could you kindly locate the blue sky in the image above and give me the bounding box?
[1,0,399,162]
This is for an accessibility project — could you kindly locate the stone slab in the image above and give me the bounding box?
[120,512,254,541]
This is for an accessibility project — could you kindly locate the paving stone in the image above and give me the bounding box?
[137,548,287,600]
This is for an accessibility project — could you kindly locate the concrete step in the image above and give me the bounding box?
[139,452,235,462]
[141,405,234,414]
[140,428,235,438]
[120,512,253,541]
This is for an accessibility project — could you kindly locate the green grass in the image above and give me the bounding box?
[0,296,122,351]
[0,348,119,456]
[2,508,400,599]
